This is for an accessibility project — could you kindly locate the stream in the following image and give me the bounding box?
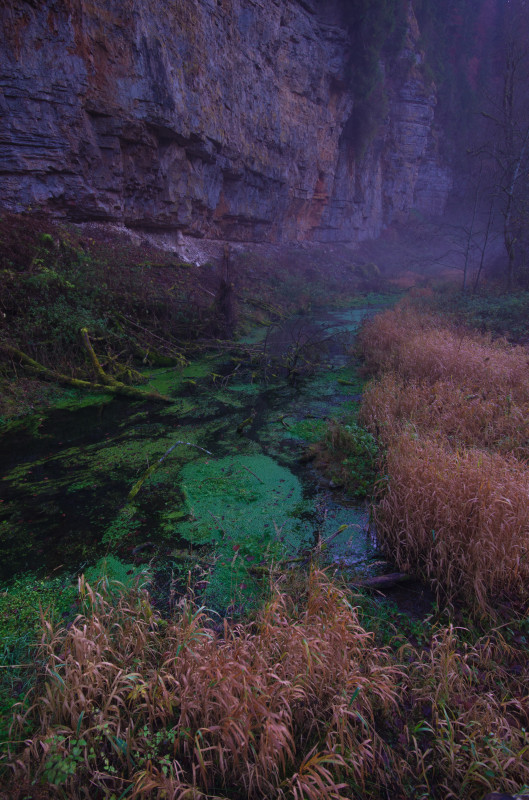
[0,306,382,612]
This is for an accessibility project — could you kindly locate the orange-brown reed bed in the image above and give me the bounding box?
[5,573,400,800]
[3,575,529,800]
[403,624,529,799]
[358,306,529,402]
[358,305,529,612]
[361,373,529,458]
[374,433,529,610]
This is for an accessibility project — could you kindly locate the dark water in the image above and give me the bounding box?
[0,308,380,598]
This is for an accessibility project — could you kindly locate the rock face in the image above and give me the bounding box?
[0,0,451,244]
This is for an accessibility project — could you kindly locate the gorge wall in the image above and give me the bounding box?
[0,0,452,245]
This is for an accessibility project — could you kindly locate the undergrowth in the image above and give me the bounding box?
[0,215,201,370]
[0,214,396,418]
[309,420,379,500]
[2,572,528,799]
[425,288,529,342]
[4,572,400,799]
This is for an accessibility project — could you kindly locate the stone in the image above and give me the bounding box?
[0,0,451,244]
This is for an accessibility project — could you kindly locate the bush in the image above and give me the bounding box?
[323,420,379,499]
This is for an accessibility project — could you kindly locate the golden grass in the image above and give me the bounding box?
[358,305,529,612]
[358,306,529,402]
[374,433,529,609]
[4,574,529,799]
[7,573,399,799]
[361,372,529,457]
[403,626,529,799]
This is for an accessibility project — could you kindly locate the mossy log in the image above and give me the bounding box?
[0,343,172,403]
[237,410,256,434]
[80,327,118,386]
[81,327,145,385]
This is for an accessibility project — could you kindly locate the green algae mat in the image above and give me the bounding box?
[0,305,382,614]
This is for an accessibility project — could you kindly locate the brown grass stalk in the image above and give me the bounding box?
[374,433,529,611]
[361,372,529,457]
[402,626,529,799]
[358,307,529,402]
[7,573,399,799]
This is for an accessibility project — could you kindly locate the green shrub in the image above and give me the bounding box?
[324,420,379,499]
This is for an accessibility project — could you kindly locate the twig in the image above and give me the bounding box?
[128,441,212,500]
[241,465,264,484]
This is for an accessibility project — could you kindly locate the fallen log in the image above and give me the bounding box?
[349,572,412,590]
[0,342,172,403]
[80,327,117,386]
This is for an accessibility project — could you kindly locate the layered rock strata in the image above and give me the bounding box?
[0,0,451,243]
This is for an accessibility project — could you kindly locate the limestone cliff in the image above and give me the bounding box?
[0,0,451,244]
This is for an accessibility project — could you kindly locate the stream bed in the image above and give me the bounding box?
[0,307,383,612]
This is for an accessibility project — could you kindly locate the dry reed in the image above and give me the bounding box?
[402,626,529,799]
[374,433,529,610]
[358,306,529,402]
[7,573,399,799]
[358,306,529,613]
[361,372,529,457]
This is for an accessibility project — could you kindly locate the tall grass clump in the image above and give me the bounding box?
[402,626,529,799]
[361,373,529,457]
[374,433,529,610]
[6,572,399,799]
[309,420,379,499]
[358,306,529,402]
[357,305,529,613]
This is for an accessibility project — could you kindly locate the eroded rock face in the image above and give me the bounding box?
[0,0,451,243]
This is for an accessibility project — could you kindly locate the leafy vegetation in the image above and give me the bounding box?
[0,558,142,752]
[0,215,385,418]
[427,288,529,341]
[309,420,379,500]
